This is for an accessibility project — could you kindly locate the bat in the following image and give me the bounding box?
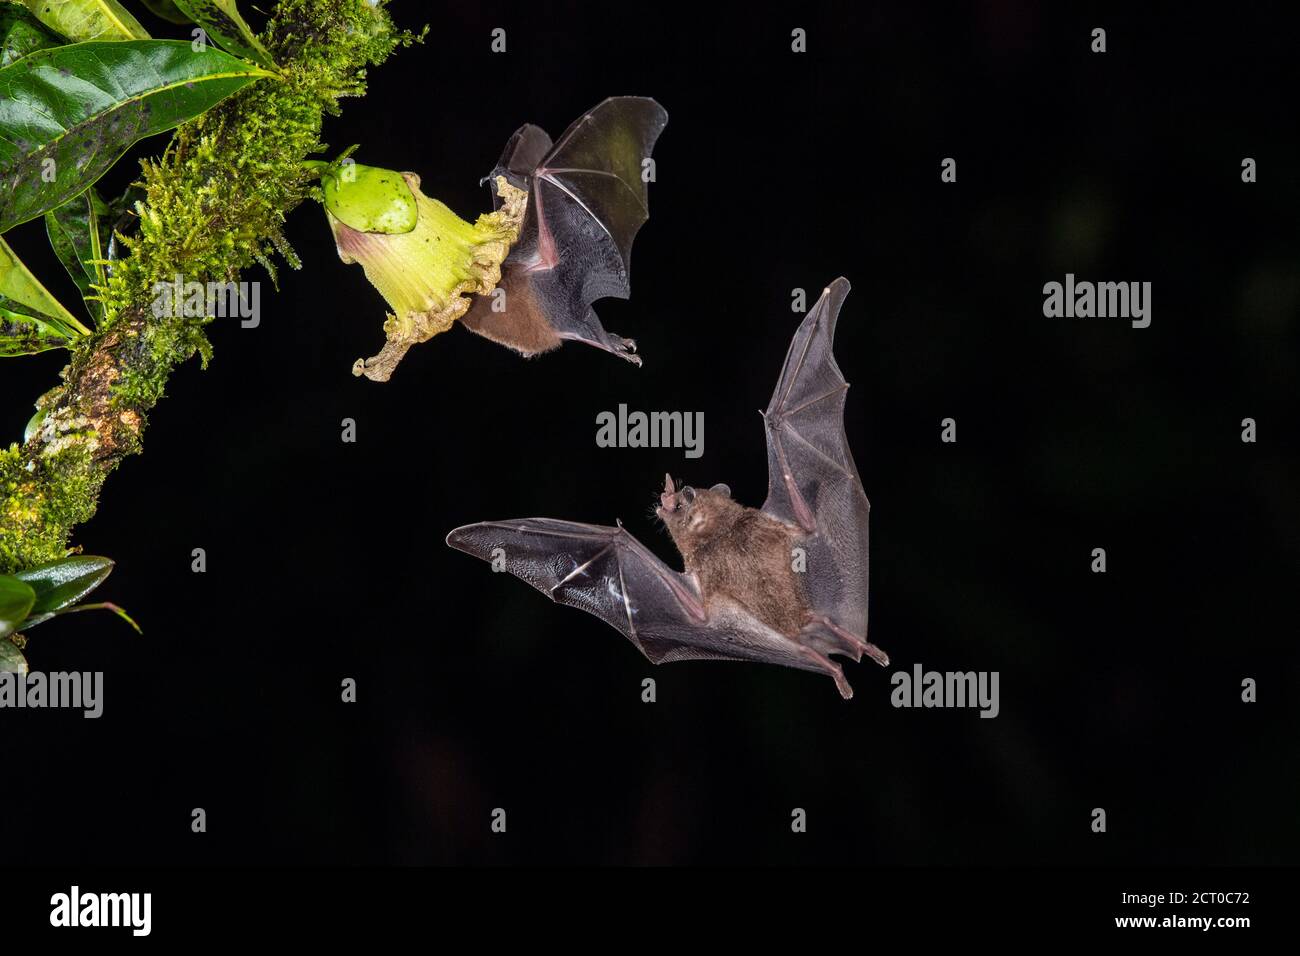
[447,279,887,698]
[459,96,668,365]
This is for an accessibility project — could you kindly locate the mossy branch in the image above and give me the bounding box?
[0,0,414,573]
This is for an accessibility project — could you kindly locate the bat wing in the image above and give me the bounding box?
[479,123,553,198]
[460,97,668,364]
[446,518,849,683]
[761,278,872,639]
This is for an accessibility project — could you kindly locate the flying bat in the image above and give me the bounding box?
[447,279,887,698]
[459,96,668,365]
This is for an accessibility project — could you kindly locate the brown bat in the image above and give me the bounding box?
[446,279,887,698]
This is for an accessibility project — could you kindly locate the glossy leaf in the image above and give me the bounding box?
[0,637,27,674]
[22,0,148,41]
[1,2,62,67]
[45,186,110,323]
[12,554,114,615]
[0,39,274,232]
[1,229,85,356]
[173,0,271,67]
[0,234,84,331]
[0,574,36,639]
[139,0,190,25]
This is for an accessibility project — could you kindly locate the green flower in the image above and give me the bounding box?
[321,162,526,381]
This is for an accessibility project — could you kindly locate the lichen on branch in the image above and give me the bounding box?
[0,0,416,573]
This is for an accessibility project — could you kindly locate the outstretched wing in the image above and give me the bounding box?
[446,518,845,680]
[761,278,871,636]
[460,97,668,364]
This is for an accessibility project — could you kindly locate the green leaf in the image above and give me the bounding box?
[45,186,110,323]
[0,573,36,639]
[139,0,190,25]
[45,600,139,632]
[1,230,86,354]
[21,600,140,633]
[173,0,270,67]
[0,637,27,674]
[0,233,84,331]
[12,554,113,615]
[22,0,149,41]
[0,301,77,355]
[0,39,275,232]
[1,2,63,67]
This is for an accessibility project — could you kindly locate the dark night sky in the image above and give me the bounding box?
[1,2,1296,866]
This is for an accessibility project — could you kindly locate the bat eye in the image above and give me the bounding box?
[681,487,696,504]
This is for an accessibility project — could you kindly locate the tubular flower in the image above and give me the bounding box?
[322,162,527,381]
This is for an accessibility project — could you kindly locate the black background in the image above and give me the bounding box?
[1,1,1297,869]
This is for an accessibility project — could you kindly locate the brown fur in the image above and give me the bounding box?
[658,486,808,635]
[460,279,562,357]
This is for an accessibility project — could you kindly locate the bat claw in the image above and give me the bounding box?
[610,336,642,366]
[834,671,854,700]
[863,643,890,668]
[567,331,642,365]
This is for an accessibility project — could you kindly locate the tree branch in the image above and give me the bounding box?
[1,0,412,573]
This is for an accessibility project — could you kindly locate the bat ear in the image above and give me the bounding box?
[710,483,732,498]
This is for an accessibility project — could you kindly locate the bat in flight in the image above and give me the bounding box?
[447,279,887,698]
[459,96,668,365]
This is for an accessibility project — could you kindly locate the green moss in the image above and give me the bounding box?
[99,0,414,403]
[0,441,100,572]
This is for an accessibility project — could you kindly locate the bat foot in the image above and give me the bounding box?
[609,335,643,366]
[802,614,888,668]
[792,644,854,699]
[563,329,643,366]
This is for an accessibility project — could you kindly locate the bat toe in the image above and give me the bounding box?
[834,672,855,700]
[611,336,642,365]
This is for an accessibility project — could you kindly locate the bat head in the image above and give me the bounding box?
[656,473,736,555]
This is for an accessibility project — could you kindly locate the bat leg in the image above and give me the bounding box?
[790,644,855,700]
[801,614,890,668]
[556,309,643,367]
